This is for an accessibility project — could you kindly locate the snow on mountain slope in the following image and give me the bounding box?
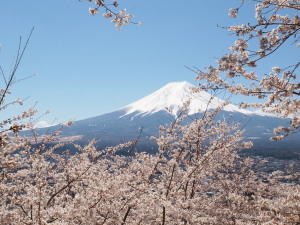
[117,81,253,117]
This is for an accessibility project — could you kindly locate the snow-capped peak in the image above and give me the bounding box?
[118,81,253,117]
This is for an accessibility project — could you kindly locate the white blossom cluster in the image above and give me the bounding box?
[86,0,139,30]
[197,0,300,140]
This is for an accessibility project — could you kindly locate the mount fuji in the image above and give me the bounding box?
[118,81,253,117]
[40,81,299,156]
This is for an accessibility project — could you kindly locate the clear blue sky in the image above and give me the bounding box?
[0,0,296,126]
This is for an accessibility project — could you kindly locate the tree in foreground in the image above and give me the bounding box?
[1,104,300,224]
[196,0,300,140]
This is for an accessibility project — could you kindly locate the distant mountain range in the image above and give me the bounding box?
[36,81,300,158]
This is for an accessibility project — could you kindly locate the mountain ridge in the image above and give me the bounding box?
[31,81,299,158]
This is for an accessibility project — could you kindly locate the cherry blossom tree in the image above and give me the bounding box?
[196,0,300,140]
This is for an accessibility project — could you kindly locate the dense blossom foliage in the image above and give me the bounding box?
[0,97,299,224]
[196,0,300,140]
